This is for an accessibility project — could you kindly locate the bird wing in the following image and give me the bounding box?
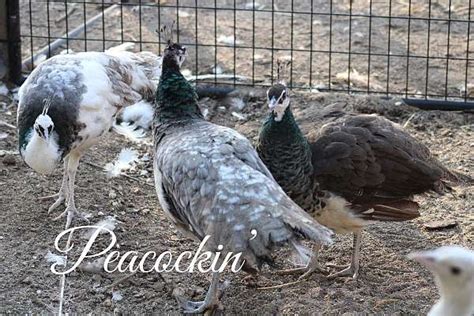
[309,114,446,204]
[154,121,332,269]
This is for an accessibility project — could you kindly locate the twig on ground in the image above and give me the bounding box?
[257,279,303,290]
[403,112,418,128]
[0,120,16,129]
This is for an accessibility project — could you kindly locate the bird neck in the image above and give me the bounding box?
[20,129,61,174]
[154,57,203,123]
[258,105,316,209]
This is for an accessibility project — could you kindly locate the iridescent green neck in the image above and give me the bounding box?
[261,106,305,141]
[154,56,203,122]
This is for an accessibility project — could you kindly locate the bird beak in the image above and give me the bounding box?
[408,251,437,270]
[268,97,278,110]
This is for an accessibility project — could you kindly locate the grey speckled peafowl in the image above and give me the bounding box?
[152,42,332,312]
[256,80,472,280]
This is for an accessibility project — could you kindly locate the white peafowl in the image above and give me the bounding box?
[409,246,474,316]
[17,44,174,228]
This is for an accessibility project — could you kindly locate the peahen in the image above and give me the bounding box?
[152,41,332,312]
[256,79,471,279]
[17,45,167,228]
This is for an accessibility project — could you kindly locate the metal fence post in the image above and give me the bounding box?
[0,0,22,85]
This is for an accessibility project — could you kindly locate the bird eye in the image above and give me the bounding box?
[450,266,461,275]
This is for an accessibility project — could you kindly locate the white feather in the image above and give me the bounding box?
[106,42,136,53]
[83,216,119,239]
[45,250,66,266]
[104,148,139,178]
[112,291,123,302]
[119,100,154,130]
[112,121,148,143]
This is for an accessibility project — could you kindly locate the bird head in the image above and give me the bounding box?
[160,22,187,70]
[34,113,54,141]
[34,100,55,141]
[409,246,474,296]
[267,82,290,122]
[163,43,187,68]
[267,59,291,121]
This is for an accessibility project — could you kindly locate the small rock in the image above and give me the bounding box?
[2,155,16,166]
[109,191,117,199]
[103,298,112,307]
[424,220,458,230]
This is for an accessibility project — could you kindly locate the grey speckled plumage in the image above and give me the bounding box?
[153,43,332,313]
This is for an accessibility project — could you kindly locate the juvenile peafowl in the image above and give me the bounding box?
[152,39,332,313]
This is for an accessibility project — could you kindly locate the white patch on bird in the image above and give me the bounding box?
[45,250,66,266]
[112,122,148,143]
[119,100,154,130]
[21,125,61,175]
[312,195,368,234]
[409,246,474,316]
[104,148,138,178]
[268,90,290,122]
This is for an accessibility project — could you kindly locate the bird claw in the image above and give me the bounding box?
[326,264,359,280]
[276,260,328,280]
[38,193,60,201]
[175,295,219,314]
[174,279,228,314]
[47,194,66,214]
[53,205,90,229]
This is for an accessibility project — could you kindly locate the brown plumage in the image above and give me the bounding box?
[257,82,471,279]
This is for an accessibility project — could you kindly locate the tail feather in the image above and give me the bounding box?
[356,200,421,222]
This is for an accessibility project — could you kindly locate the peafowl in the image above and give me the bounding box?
[152,40,332,313]
[17,45,167,228]
[256,78,471,279]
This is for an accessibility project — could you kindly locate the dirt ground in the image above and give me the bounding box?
[0,89,473,314]
[0,0,472,314]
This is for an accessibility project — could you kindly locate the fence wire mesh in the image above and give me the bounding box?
[18,0,474,102]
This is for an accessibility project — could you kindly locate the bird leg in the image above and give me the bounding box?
[327,231,361,279]
[53,153,89,229]
[42,157,69,213]
[174,272,225,314]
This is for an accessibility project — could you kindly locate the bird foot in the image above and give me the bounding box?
[275,261,328,280]
[326,264,359,280]
[174,280,229,314]
[53,205,90,229]
[39,192,60,201]
[47,194,67,214]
